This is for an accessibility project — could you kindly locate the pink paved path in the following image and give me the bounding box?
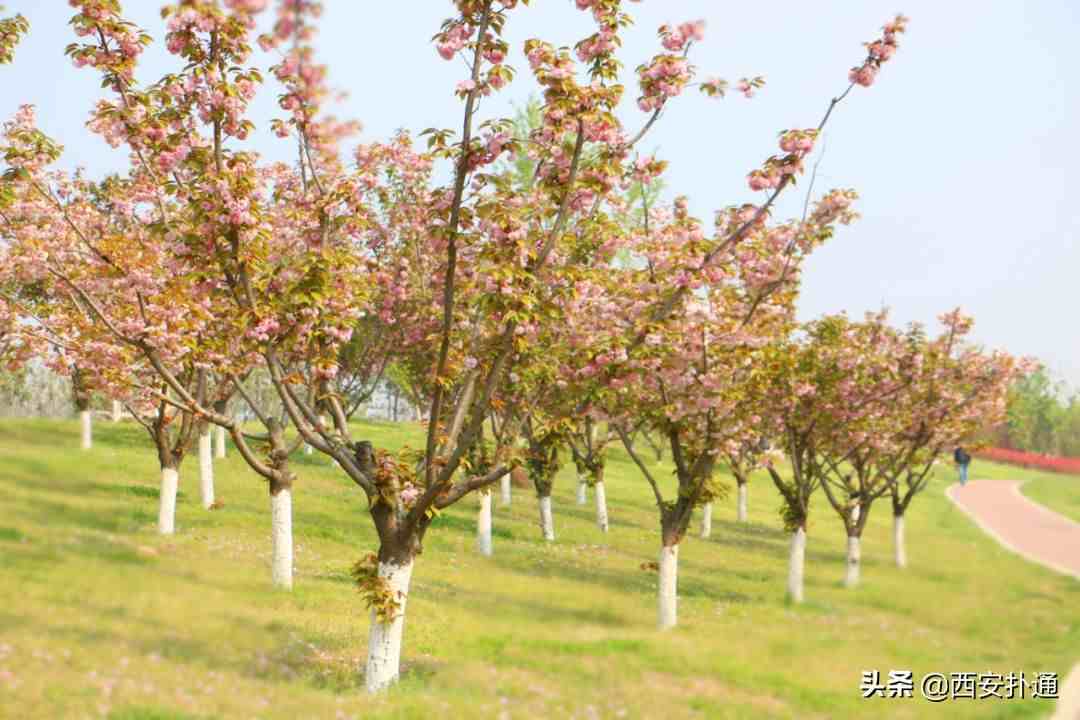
[947,480,1080,719]
[947,479,1080,580]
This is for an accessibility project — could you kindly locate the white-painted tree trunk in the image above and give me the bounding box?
[851,502,861,525]
[658,543,679,629]
[158,467,178,535]
[364,559,414,693]
[500,474,511,507]
[539,495,555,541]
[79,410,92,450]
[214,425,226,459]
[595,481,609,533]
[700,502,713,539]
[787,527,806,603]
[844,535,861,588]
[111,400,122,422]
[476,491,492,556]
[893,513,907,568]
[576,475,587,505]
[198,430,214,509]
[736,483,748,522]
[271,488,293,589]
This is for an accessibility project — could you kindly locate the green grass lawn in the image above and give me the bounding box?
[0,418,1077,719]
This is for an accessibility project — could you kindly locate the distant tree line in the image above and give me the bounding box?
[988,366,1080,457]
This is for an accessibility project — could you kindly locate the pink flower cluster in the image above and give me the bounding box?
[631,156,666,185]
[636,55,692,112]
[435,22,472,61]
[67,0,146,81]
[849,14,908,87]
[659,20,705,52]
[576,28,617,63]
[746,129,818,191]
[735,77,765,98]
[224,0,269,13]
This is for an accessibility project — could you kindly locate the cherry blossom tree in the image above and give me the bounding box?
[569,417,612,532]
[2,0,912,691]
[802,312,919,589]
[568,181,861,626]
[722,436,771,524]
[880,311,1024,568]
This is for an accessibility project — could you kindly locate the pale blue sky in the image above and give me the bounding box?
[2,2,1077,387]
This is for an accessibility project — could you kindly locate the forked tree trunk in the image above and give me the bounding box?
[736,482,748,522]
[658,542,679,629]
[787,526,807,603]
[576,475,587,505]
[595,480,609,532]
[198,429,214,509]
[844,534,861,588]
[500,474,511,507]
[158,465,178,535]
[476,491,493,556]
[893,513,907,568]
[364,558,415,693]
[539,494,555,541]
[270,482,293,589]
[700,502,713,539]
[79,410,92,450]
[214,425,226,459]
[111,400,122,423]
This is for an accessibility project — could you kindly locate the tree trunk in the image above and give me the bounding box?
[595,480,609,533]
[736,481,748,522]
[539,494,555,541]
[576,475,587,505]
[700,502,713,539]
[787,526,806,603]
[658,542,679,629]
[79,409,92,450]
[893,513,907,568]
[364,559,414,693]
[198,429,214,509]
[158,466,178,535]
[500,474,511,507]
[844,534,861,588]
[214,424,226,459]
[476,491,493,556]
[270,483,293,589]
[111,400,122,423]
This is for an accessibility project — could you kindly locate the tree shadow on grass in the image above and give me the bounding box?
[427,511,516,541]
[11,493,159,536]
[427,579,633,629]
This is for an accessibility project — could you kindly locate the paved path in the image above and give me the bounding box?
[946,479,1080,719]
[947,479,1080,580]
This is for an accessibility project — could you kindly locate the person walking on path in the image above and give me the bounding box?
[954,446,972,486]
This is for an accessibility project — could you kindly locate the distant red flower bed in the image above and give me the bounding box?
[976,447,1080,475]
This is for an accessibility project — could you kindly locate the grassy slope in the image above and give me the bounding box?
[0,418,1077,720]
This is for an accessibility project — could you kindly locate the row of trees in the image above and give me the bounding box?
[0,0,1020,693]
[988,365,1080,457]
